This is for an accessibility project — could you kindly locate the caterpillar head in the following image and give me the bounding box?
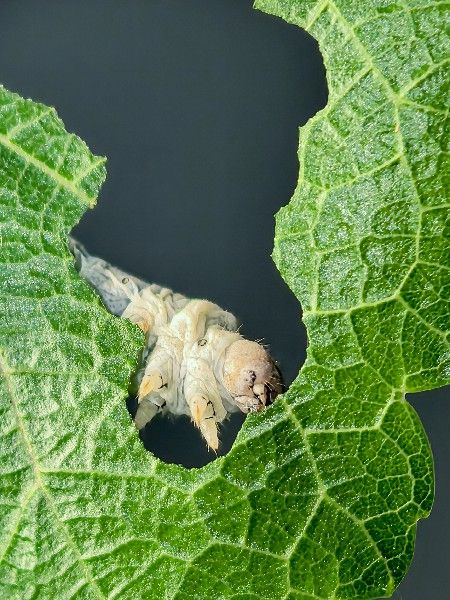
[222,339,283,413]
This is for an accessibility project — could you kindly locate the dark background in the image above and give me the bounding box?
[0,1,447,597]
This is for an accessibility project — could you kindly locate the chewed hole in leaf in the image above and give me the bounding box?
[65,1,328,467]
[1,0,445,597]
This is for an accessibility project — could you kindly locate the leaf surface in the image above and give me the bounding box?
[0,1,447,598]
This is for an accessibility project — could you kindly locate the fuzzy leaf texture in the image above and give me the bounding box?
[0,1,448,598]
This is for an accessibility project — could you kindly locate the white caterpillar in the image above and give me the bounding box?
[71,239,282,450]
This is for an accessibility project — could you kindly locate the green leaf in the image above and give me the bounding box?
[0,1,447,598]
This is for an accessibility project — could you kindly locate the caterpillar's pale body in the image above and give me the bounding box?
[71,239,282,450]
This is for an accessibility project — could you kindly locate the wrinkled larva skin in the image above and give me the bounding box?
[71,239,282,450]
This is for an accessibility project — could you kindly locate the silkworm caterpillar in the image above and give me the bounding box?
[70,239,282,450]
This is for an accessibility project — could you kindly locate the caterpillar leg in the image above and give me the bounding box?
[184,359,226,451]
[138,369,166,401]
[137,299,227,406]
[134,394,166,430]
[188,395,219,451]
[138,338,177,402]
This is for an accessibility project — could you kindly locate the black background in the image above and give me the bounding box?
[0,1,448,597]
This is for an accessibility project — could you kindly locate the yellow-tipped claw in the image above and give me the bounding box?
[190,395,207,427]
[200,419,219,452]
[138,372,163,402]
